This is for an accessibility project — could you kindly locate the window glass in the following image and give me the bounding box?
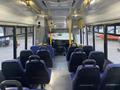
[107,26,114,34]
[99,26,104,33]
[0,27,13,69]
[17,28,25,57]
[116,26,120,35]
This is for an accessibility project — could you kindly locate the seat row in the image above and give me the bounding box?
[66,45,94,62]
[20,49,53,69]
[67,45,105,73]
[1,55,51,89]
[30,45,55,58]
[72,59,120,90]
[66,45,120,90]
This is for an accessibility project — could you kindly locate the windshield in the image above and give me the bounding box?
[48,33,73,40]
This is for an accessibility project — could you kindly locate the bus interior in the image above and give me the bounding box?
[0,0,120,90]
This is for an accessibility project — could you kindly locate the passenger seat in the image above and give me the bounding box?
[72,59,100,90]
[99,64,120,90]
[83,45,94,57]
[66,46,77,61]
[37,50,53,68]
[2,60,26,86]
[68,52,87,73]
[88,51,105,72]
[19,50,33,69]
[25,59,51,89]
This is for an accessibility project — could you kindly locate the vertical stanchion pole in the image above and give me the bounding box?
[92,26,95,50]
[83,28,85,45]
[86,26,88,45]
[25,27,28,49]
[80,29,82,44]
[32,26,34,45]
[13,26,17,59]
[104,25,108,59]
[49,28,52,45]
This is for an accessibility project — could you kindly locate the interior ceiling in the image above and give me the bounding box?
[48,1,72,28]
[34,0,79,28]
[0,0,35,25]
[84,0,120,24]
[47,0,73,28]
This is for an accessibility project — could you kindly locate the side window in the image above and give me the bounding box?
[107,26,114,34]
[0,27,4,36]
[116,26,120,35]
[99,26,104,33]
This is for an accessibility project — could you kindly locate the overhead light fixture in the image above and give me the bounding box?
[73,14,78,17]
[83,0,90,6]
[90,0,96,5]
[18,0,26,6]
[19,0,33,6]
[18,0,41,14]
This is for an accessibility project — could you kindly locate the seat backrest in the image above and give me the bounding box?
[83,45,94,57]
[25,60,50,84]
[100,64,120,90]
[66,46,77,61]
[68,52,87,72]
[2,60,24,80]
[30,45,40,54]
[37,50,53,68]
[88,51,105,72]
[74,48,83,52]
[19,50,33,69]
[29,55,40,61]
[72,64,100,90]
[46,45,55,58]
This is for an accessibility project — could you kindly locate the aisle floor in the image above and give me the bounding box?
[45,56,72,90]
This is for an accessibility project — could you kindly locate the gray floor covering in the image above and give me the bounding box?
[44,56,72,90]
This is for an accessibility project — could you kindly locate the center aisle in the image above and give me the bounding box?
[46,56,72,90]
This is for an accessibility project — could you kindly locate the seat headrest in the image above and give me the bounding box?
[82,59,96,67]
[71,52,87,58]
[105,64,120,73]
[37,50,49,54]
[20,50,33,58]
[39,46,48,50]
[88,51,105,59]
[74,48,83,52]
[2,60,22,68]
[29,55,40,61]
[30,45,40,48]
[26,60,47,70]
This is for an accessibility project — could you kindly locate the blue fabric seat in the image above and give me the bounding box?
[37,50,53,68]
[68,52,87,73]
[72,59,100,90]
[88,51,105,72]
[29,55,40,61]
[66,46,77,61]
[25,60,51,85]
[74,48,83,52]
[46,45,55,58]
[19,50,33,69]
[30,46,40,54]
[1,60,27,86]
[83,45,94,57]
[99,64,120,90]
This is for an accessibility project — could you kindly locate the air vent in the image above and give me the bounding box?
[42,0,47,8]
